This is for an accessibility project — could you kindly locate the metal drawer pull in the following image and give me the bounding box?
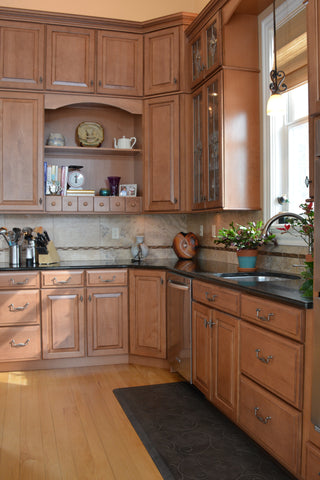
[254,407,271,424]
[256,308,274,322]
[10,278,29,286]
[255,348,273,364]
[98,275,116,283]
[52,276,72,285]
[10,338,30,348]
[8,302,29,312]
[204,318,216,328]
[205,292,217,302]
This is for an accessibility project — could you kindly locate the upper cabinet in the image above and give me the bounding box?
[0,20,44,90]
[144,27,180,95]
[190,13,221,89]
[307,0,320,116]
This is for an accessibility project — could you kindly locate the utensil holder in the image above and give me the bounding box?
[38,241,60,265]
[9,244,21,267]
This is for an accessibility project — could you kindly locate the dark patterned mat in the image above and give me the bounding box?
[113,382,297,480]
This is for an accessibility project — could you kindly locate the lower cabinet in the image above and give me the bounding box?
[129,269,166,358]
[305,442,320,479]
[192,300,238,421]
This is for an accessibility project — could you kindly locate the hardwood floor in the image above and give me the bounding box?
[0,364,181,480]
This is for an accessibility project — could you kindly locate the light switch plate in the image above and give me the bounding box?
[112,227,119,239]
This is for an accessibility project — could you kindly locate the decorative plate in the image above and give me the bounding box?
[76,122,104,147]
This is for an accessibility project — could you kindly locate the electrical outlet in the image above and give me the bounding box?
[112,227,120,239]
[199,225,203,237]
[212,225,216,237]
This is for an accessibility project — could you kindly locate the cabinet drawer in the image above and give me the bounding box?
[239,375,302,475]
[0,290,40,326]
[241,293,305,341]
[110,196,125,212]
[78,196,93,212]
[305,442,320,479]
[86,269,128,286]
[125,197,141,213]
[193,280,240,316]
[240,321,303,408]
[0,325,41,361]
[0,271,39,289]
[46,196,62,211]
[94,196,110,212]
[62,196,77,212]
[41,270,85,287]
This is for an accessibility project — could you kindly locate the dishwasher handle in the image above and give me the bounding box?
[167,279,190,291]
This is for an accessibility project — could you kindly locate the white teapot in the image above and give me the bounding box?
[114,136,136,149]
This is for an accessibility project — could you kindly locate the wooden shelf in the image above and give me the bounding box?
[44,145,142,157]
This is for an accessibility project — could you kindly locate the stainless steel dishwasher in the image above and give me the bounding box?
[167,273,192,383]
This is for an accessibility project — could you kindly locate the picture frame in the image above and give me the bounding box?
[119,184,137,197]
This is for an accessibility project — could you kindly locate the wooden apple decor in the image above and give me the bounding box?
[173,232,199,259]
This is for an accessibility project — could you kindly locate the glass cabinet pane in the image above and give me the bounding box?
[192,37,202,83]
[207,78,220,202]
[206,18,219,71]
[193,92,204,204]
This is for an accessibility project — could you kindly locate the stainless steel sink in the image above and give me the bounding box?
[200,272,300,282]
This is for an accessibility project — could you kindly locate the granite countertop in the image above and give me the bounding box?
[0,258,312,309]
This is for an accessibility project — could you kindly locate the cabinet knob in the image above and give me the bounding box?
[130,202,136,207]
[39,76,43,83]
[99,80,102,86]
[173,77,177,84]
[68,201,72,206]
[115,201,120,206]
[99,202,104,207]
[51,201,56,206]
[83,202,88,206]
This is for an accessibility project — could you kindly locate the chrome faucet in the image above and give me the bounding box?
[262,212,305,238]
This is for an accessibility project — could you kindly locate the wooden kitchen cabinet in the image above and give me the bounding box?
[307,0,320,116]
[0,92,44,212]
[192,298,239,421]
[144,27,180,95]
[144,95,180,212]
[129,269,166,359]
[191,68,260,211]
[0,20,44,90]
[97,31,143,96]
[305,442,320,479]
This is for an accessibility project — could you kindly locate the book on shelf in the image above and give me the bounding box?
[45,163,68,195]
[67,189,96,196]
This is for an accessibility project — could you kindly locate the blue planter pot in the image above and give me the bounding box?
[237,250,257,272]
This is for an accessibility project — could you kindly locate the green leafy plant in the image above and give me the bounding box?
[214,221,275,251]
[300,260,313,298]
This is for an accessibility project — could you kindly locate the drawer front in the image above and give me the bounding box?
[125,197,141,213]
[241,293,305,341]
[240,321,303,408]
[0,290,40,326]
[239,375,302,475]
[46,196,62,212]
[193,280,240,316]
[94,196,110,212]
[78,196,93,212]
[0,325,41,361]
[41,270,85,288]
[0,271,39,289]
[62,197,77,212]
[86,269,128,286]
[305,442,320,479]
[110,196,125,212]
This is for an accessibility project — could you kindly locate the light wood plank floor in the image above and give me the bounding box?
[0,364,181,480]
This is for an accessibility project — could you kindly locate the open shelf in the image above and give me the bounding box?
[44,145,142,157]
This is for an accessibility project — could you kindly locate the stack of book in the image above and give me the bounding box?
[67,189,96,196]
[44,162,68,196]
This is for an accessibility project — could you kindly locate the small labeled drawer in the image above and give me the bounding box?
[193,280,240,316]
[86,269,128,286]
[239,375,302,476]
[78,196,93,212]
[41,270,85,288]
[94,196,110,212]
[46,196,62,212]
[0,290,40,326]
[125,197,141,213]
[62,196,77,212]
[0,325,41,361]
[110,196,125,212]
[305,442,320,479]
[0,271,39,289]
[241,293,305,341]
[240,321,303,408]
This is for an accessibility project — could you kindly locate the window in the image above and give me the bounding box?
[260,0,308,245]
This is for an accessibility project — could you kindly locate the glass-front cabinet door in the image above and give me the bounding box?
[191,36,203,86]
[192,88,205,209]
[206,73,221,208]
[205,14,221,76]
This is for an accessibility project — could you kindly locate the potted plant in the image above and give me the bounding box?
[214,220,275,271]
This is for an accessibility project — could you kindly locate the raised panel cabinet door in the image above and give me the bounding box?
[129,269,166,358]
[97,31,143,96]
[307,0,320,115]
[41,288,85,359]
[46,25,95,93]
[144,27,179,95]
[192,301,212,398]
[87,286,128,356]
[0,20,44,89]
[144,95,180,212]
[0,92,44,211]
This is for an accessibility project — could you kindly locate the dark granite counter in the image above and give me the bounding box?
[0,258,312,309]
